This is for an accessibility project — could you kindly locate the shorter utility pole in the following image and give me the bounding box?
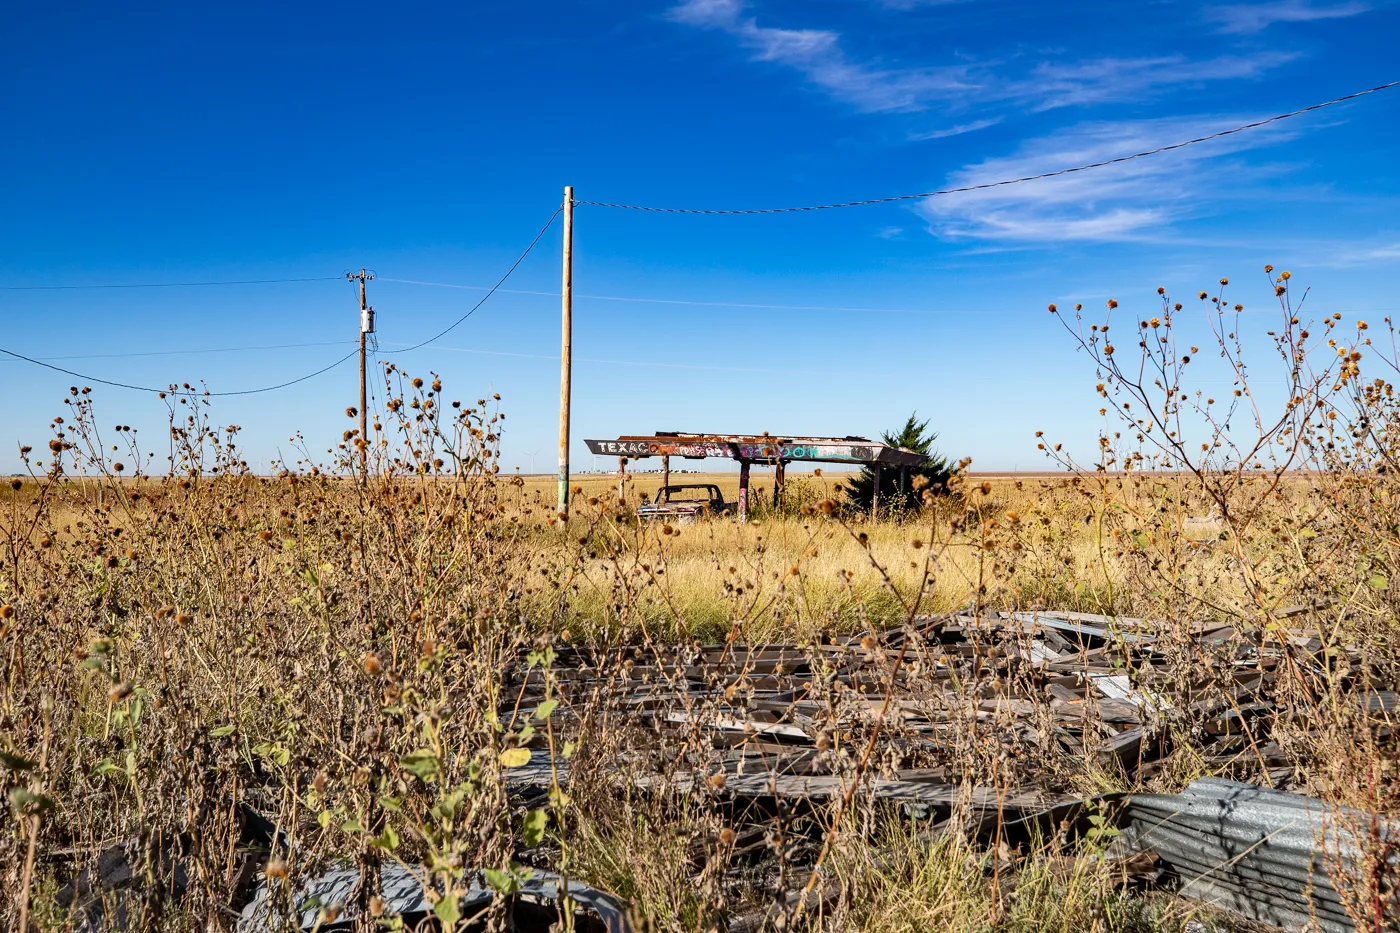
[348,269,375,478]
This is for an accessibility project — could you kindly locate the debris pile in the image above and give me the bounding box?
[55,609,1397,932]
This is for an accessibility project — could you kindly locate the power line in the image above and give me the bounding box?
[0,211,564,393]
[0,276,343,290]
[384,208,562,354]
[0,345,359,396]
[378,277,948,314]
[376,278,1400,318]
[0,340,351,364]
[575,79,1400,214]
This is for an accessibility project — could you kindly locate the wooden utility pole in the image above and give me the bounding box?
[558,186,574,518]
[348,269,374,478]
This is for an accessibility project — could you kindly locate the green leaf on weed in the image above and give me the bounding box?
[522,808,548,846]
[433,896,462,927]
[372,826,400,851]
[1368,574,1388,590]
[209,724,237,738]
[9,788,55,815]
[533,699,559,721]
[0,750,37,771]
[399,749,440,780]
[252,742,290,767]
[340,817,365,833]
[500,747,532,768]
[482,867,520,895]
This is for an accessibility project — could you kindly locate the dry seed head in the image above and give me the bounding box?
[8,479,20,491]
[719,827,736,846]
[265,859,288,879]
[369,896,386,918]
[707,770,727,790]
[363,652,383,676]
[0,605,13,619]
[109,681,133,703]
[1280,270,1291,280]
[1107,299,1118,309]
[1047,303,1057,313]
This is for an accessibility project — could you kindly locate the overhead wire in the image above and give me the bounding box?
[381,208,562,355]
[0,212,562,394]
[374,278,1400,319]
[378,277,949,314]
[0,275,344,290]
[0,345,360,396]
[0,340,352,363]
[574,79,1400,214]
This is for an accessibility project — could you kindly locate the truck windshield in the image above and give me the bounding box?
[664,487,715,503]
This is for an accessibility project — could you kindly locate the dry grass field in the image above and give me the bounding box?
[0,281,1397,931]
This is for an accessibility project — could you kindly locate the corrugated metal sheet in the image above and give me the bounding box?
[1122,778,1397,933]
[237,862,631,933]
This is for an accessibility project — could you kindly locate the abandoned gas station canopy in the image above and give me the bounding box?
[583,432,927,467]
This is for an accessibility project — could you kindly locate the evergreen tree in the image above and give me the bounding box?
[841,413,954,514]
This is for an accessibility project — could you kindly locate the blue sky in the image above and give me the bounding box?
[3,0,1398,474]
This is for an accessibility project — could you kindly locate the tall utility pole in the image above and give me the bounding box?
[348,269,374,479]
[557,186,574,518]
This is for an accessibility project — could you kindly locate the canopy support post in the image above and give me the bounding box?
[738,460,750,523]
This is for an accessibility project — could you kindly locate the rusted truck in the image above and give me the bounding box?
[637,484,736,522]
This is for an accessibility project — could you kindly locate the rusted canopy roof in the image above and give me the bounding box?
[584,432,927,467]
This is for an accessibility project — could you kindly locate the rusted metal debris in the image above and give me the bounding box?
[1120,778,1397,933]
[55,608,1396,931]
[238,864,630,933]
[494,607,1395,931]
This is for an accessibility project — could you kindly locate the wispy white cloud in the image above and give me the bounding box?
[1024,52,1298,110]
[668,0,1295,114]
[1321,240,1400,266]
[919,115,1304,242]
[876,225,905,238]
[669,0,976,112]
[909,117,1002,140]
[1204,0,1372,33]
